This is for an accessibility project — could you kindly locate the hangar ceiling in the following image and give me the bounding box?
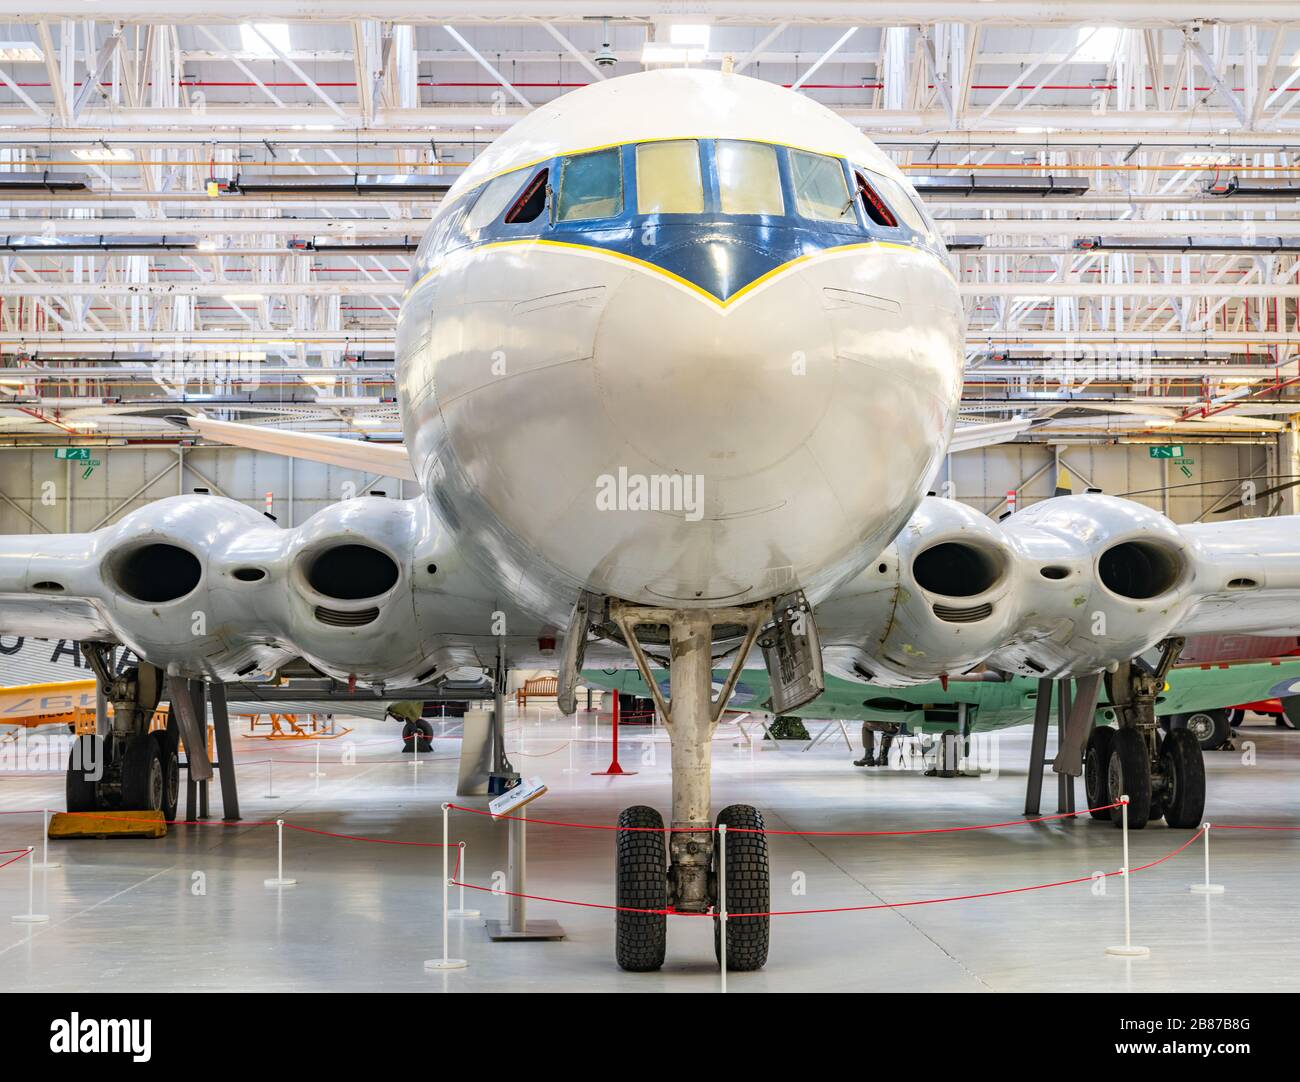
[2,3,1300,447]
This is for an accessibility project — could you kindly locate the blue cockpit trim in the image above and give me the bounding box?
[410,139,953,299]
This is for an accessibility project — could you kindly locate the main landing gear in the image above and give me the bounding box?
[68,646,180,821]
[1084,638,1205,830]
[605,602,774,972]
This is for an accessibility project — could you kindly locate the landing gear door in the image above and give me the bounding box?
[759,592,824,715]
[557,591,600,717]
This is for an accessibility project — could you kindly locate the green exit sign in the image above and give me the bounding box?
[1149,445,1184,458]
[55,448,92,460]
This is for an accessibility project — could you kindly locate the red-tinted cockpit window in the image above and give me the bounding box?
[505,168,549,224]
[855,171,898,228]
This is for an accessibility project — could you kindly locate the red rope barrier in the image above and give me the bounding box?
[754,827,1206,917]
[749,803,1126,837]
[1211,824,1300,831]
[449,828,1206,918]
[507,743,571,758]
[0,848,31,870]
[281,823,457,847]
[445,800,1128,835]
[263,757,461,764]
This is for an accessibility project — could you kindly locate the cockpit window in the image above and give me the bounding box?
[505,168,548,224]
[854,171,897,228]
[414,223,439,266]
[862,169,929,235]
[636,140,703,214]
[789,149,852,222]
[906,190,941,239]
[466,170,524,231]
[557,147,623,221]
[717,140,784,215]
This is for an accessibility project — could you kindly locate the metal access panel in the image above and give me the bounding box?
[759,593,825,715]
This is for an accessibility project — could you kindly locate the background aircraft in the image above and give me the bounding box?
[583,656,1300,749]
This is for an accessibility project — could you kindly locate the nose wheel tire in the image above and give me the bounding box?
[1160,728,1206,829]
[121,733,164,812]
[1083,727,1115,820]
[615,805,668,972]
[1107,728,1151,830]
[713,804,770,972]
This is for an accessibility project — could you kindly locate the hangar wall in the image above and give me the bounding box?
[0,445,412,535]
[939,441,1271,521]
[0,440,1273,536]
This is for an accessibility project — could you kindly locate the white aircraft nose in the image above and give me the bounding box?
[417,242,962,609]
[575,259,958,603]
[593,269,835,483]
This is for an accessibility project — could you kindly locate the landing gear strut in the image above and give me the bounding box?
[608,601,774,972]
[1093,638,1204,829]
[69,645,178,818]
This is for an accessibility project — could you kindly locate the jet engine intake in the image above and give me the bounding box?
[108,542,202,604]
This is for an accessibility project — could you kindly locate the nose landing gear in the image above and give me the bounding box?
[608,601,773,972]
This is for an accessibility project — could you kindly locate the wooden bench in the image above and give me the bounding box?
[516,675,558,709]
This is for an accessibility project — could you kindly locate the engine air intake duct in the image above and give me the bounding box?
[306,543,399,600]
[112,543,202,603]
[1098,540,1183,600]
[912,541,1002,598]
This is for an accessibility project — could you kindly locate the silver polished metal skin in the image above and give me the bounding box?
[818,492,1300,689]
[0,493,547,686]
[6,489,1300,693]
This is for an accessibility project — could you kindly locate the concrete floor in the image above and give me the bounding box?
[1,708,1297,993]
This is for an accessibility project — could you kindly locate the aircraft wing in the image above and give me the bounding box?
[947,417,1034,453]
[185,416,417,482]
[0,679,97,727]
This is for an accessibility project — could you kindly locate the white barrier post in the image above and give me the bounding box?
[11,848,48,923]
[32,809,60,870]
[718,823,728,994]
[448,841,480,918]
[1189,822,1225,894]
[263,819,297,887]
[425,802,468,971]
[265,759,278,799]
[1105,796,1149,957]
[310,744,325,780]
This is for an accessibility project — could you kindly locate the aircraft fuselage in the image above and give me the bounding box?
[396,70,964,621]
